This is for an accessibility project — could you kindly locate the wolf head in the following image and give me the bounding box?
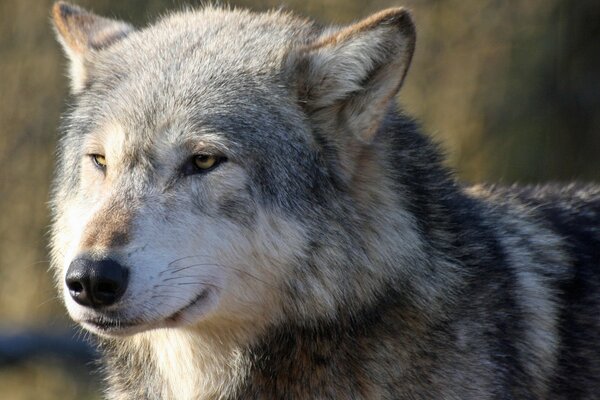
[50,2,417,337]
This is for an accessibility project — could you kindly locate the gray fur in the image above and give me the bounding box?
[50,2,600,399]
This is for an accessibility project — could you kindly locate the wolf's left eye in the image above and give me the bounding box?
[184,154,226,175]
[91,154,107,169]
[194,155,218,170]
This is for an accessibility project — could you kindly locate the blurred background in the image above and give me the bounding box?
[0,0,598,398]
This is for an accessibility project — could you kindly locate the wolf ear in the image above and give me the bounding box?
[293,8,416,143]
[52,2,133,93]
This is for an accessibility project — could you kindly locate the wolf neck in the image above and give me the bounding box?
[104,326,251,400]
[151,329,246,399]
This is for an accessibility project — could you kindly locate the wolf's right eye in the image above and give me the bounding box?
[91,154,107,170]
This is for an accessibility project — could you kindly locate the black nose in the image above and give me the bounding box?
[65,258,128,308]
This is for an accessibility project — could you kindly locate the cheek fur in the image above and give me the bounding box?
[188,165,256,225]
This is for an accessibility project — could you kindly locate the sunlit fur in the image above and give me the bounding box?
[51,2,600,399]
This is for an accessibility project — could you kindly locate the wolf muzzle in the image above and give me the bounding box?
[65,257,129,308]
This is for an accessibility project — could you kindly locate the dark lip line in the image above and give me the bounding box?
[83,318,139,330]
[82,289,210,331]
[166,288,209,321]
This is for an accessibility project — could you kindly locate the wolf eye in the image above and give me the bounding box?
[183,154,226,176]
[193,155,222,171]
[91,154,107,169]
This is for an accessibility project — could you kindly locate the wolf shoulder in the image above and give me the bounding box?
[468,183,600,241]
[466,182,600,280]
[463,182,600,396]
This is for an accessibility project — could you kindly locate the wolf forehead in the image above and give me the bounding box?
[75,7,317,145]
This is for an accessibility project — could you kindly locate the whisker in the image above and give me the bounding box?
[151,282,260,306]
[167,254,214,268]
[150,294,190,302]
[174,282,222,289]
[165,263,218,276]
[36,295,63,308]
[27,260,52,268]
[165,261,277,289]
[162,274,215,282]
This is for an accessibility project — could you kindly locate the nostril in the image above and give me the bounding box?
[67,280,84,294]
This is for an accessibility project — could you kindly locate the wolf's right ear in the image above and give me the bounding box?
[52,2,134,93]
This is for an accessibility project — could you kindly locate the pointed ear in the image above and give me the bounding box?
[52,2,134,93]
[293,8,416,143]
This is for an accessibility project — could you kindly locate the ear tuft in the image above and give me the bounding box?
[294,8,416,143]
[51,2,133,93]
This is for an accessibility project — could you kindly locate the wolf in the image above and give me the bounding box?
[49,1,600,399]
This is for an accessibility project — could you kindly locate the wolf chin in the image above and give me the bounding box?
[50,2,600,399]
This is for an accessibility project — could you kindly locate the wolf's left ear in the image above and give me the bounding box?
[292,8,416,143]
[52,2,134,93]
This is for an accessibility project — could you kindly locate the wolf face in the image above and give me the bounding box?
[51,2,417,338]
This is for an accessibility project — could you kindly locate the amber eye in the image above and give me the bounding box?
[91,154,107,169]
[183,154,226,176]
[193,154,219,170]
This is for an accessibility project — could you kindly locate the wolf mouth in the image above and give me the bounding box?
[82,289,211,334]
[81,316,144,336]
[85,318,138,330]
